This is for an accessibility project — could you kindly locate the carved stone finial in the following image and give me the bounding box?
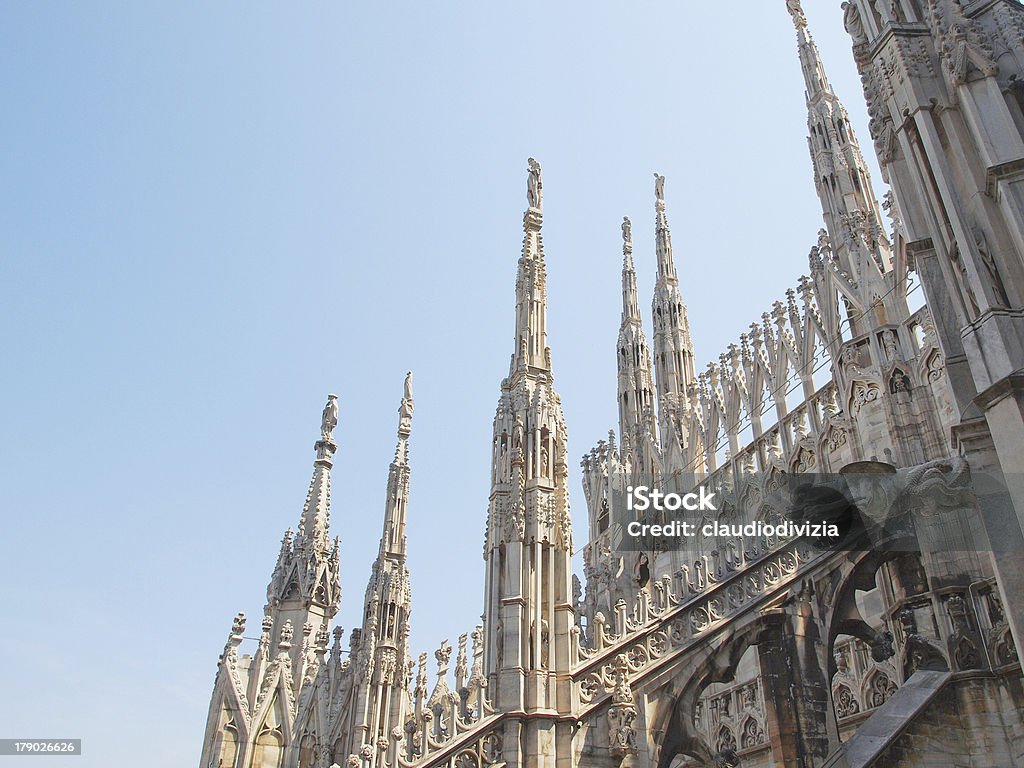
[654,173,666,206]
[435,639,453,675]
[622,216,632,253]
[455,633,468,682]
[315,625,331,651]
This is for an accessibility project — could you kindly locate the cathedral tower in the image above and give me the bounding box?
[482,158,576,768]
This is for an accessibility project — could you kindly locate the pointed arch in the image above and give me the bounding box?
[715,725,736,754]
[250,692,287,768]
[211,701,242,768]
[297,732,317,768]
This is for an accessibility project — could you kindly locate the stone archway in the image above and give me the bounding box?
[651,620,770,768]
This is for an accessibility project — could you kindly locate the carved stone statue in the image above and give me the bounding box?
[280,620,295,646]
[817,228,832,259]
[975,228,1010,307]
[622,216,632,246]
[399,372,414,432]
[321,394,339,441]
[842,1,867,46]
[654,173,666,203]
[949,240,981,317]
[786,0,807,27]
[882,190,902,235]
[881,328,898,361]
[527,157,542,210]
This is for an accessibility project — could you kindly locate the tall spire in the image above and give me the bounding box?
[786,1,885,241]
[617,216,658,457]
[262,395,342,678]
[651,174,696,461]
[297,393,338,551]
[511,157,551,375]
[483,160,575,758]
[786,0,832,104]
[379,372,414,559]
[621,216,640,322]
[654,173,676,282]
[347,374,416,767]
[786,0,900,340]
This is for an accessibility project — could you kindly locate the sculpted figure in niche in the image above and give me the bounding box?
[882,329,898,361]
[949,241,981,317]
[975,228,1010,307]
[512,417,524,453]
[842,344,860,370]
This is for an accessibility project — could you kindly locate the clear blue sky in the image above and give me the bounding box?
[0,3,882,766]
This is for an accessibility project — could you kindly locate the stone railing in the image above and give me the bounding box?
[398,628,499,768]
[573,537,824,717]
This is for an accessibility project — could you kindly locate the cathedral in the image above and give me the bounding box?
[199,1,1024,766]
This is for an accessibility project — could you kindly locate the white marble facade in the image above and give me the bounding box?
[201,3,1024,766]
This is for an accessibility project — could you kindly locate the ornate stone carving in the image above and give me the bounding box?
[608,655,638,759]
[835,684,860,718]
[867,672,897,708]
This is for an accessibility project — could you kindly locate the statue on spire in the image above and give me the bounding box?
[622,216,632,250]
[399,372,414,434]
[786,0,807,27]
[321,394,339,441]
[654,173,665,206]
[527,157,543,211]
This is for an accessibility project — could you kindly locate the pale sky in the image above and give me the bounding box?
[0,3,884,766]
